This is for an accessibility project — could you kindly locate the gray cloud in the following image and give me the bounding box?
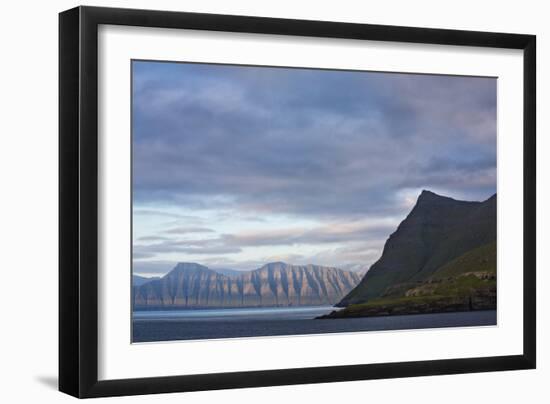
[133,62,496,220]
[133,219,395,263]
[133,209,202,220]
[220,220,396,248]
[133,260,177,276]
[132,62,496,269]
[137,235,170,242]
[132,251,156,259]
[163,226,215,235]
[133,239,384,275]
[134,239,242,257]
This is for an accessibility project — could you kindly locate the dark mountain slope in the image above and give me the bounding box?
[319,241,496,319]
[338,191,496,306]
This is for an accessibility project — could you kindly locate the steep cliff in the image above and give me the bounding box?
[133,262,361,309]
[338,190,496,306]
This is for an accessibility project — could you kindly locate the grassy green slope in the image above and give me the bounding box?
[338,192,496,306]
[320,242,496,319]
[431,241,496,279]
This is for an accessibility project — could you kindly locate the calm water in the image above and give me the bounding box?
[132,306,496,342]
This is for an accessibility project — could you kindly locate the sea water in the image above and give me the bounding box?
[132,306,497,343]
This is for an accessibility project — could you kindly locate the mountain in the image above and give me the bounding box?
[320,241,496,319]
[132,274,159,287]
[133,262,362,309]
[337,190,496,307]
[431,241,496,280]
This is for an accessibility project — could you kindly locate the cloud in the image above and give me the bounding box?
[132,62,496,220]
[132,260,176,276]
[133,218,396,263]
[133,209,202,220]
[131,61,497,269]
[137,235,170,242]
[220,219,397,247]
[133,236,386,275]
[134,239,242,257]
[132,251,156,259]
[162,226,215,235]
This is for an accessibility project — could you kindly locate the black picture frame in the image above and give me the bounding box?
[59,5,536,398]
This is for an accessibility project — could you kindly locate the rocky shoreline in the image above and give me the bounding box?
[316,293,496,319]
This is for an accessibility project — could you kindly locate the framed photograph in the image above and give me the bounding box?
[59,6,536,398]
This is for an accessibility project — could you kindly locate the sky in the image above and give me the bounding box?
[132,60,497,277]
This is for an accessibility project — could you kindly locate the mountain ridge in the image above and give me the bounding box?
[132,274,160,287]
[338,191,496,306]
[134,261,361,309]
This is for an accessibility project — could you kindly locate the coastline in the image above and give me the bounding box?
[316,295,496,319]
